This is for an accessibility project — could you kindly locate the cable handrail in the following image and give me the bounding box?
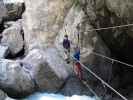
[82,80,100,100]
[87,23,133,32]
[91,51,133,68]
[71,55,128,100]
[81,48,133,68]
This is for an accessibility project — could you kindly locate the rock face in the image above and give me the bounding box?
[79,0,133,88]
[0,90,16,100]
[1,20,24,55]
[22,48,71,92]
[56,4,112,82]
[0,0,24,23]
[0,1,7,23]
[0,45,9,58]
[81,0,133,63]
[0,0,116,98]
[106,0,133,19]
[0,90,6,100]
[60,76,94,96]
[4,2,25,21]
[23,0,112,83]
[0,0,112,98]
[0,59,34,98]
[0,48,72,97]
[23,0,73,50]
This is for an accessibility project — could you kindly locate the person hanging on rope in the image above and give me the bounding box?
[73,46,83,80]
[63,34,71,63]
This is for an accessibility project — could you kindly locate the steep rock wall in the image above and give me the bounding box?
[80,0,133,94]
[0,0,114,98]
[22,0,113,83]
[0,1,7,23]
[56,4,112,82]
[23,0,73,50]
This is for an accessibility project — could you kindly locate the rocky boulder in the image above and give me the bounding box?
[0,48,72,97]
[60,76,94,96]
[22,48,72,92]
[4,2,25,21]
[0,1,7,23]
[0,0,24,24]
[0,89,6,100]
[4,21,18,28]
[1,20,24,55]
[0,90,15,100]
[0,59,34,98]
[0,45,9,58]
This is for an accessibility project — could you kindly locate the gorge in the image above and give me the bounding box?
[0,0,133,100]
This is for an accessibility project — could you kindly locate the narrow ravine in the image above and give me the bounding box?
[1,0,133,100]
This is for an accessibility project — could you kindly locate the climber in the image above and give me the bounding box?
[63,34,71,63]
[73,46,83,80]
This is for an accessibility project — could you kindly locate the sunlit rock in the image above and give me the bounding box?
[23,0,73,50]
[1,19,24,55]
[0,48,72,97]
[0,45,9,58]
[0,1,7,23]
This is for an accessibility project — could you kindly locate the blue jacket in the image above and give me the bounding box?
[74,50,80,61]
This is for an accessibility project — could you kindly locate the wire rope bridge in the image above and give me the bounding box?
[70,23,133,100]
